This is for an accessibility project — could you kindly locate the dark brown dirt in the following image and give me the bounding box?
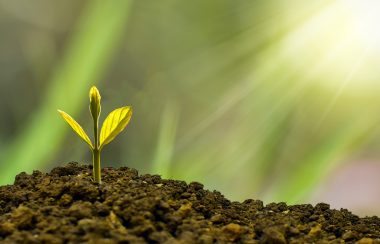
[0,162,379,243]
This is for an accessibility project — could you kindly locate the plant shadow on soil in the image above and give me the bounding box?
[0,162,379,243]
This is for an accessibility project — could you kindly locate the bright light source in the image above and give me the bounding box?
[278,0,380,93]
[341,0,380,52]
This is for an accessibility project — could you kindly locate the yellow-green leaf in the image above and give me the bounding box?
[99,106,132,149]
[57,109,94,149]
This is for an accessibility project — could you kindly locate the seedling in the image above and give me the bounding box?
[58,86,132,183]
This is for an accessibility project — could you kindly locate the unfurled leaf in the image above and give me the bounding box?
[58,110,94,149]
[99,106,132,149]
[89,86,101,120]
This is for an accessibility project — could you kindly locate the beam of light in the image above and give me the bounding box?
[315,45,370,131]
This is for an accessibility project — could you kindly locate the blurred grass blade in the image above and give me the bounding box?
[99,107,132,150]
[57,110,93,149]
[151,100,180,178]
[0,0,132,185]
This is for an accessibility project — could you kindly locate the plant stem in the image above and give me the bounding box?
[93,149,101,183]
[93,115,101,183]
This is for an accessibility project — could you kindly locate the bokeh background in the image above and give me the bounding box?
[1,0,380,216]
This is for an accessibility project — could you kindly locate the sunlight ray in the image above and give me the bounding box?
[314,45,370,131]
[177,2,344,155]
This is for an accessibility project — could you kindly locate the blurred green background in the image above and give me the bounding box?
[1,0,380,216]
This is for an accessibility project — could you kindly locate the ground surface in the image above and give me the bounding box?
[0,162,379,243]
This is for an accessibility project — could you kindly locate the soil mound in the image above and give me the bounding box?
[0,162,379,243]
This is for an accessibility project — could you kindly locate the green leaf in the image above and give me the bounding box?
[57,109,94,149]
[99,106,132,149]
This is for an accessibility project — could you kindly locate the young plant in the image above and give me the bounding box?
[58,86,132,183]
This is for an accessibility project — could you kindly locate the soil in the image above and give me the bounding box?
[0,162,379,243]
